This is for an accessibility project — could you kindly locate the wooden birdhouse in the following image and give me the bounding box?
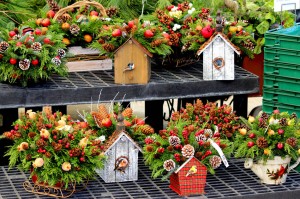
[169,156,207,196]
[96,109,142,183]
[197,32,241,80]
[114,38,153,84]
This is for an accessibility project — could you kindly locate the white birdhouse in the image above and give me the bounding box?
[197,32,241,80]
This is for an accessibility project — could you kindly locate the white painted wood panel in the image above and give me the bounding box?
[128,143,139,181]
[212,37,225,80]
[224,45,235,80]
[115,135,129,182]
[203,45,213,80]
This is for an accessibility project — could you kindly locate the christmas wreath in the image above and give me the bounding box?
[234,110,300,162]
[143,99,235,179]
[0,26,68,87]
[1,108,106,188]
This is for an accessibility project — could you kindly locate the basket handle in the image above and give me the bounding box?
[53,0,107,21]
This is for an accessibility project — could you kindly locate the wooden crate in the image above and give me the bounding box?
[66,46,112,72]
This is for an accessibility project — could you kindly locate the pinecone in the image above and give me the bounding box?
[169,136,181,146]
[12,34,21,40]
[70,24,80,36]
[286,137,297,148]
[140,125,154,135]
[61,13,71,22]
[163,159,176,171]
[279,118,288,126]
[156,9,165,18]
[183,16,193,26]
[239,123,250,131]
[194,99,204,114]
[91,147,101,156]
[102,43,115,52]
[242,39,255,51]
[91,140,101,146]
[195,134,207,142]
[26,154,32,161]
[91,111,103,127]
[51,57,61,66]
[209,155,222,169]
[36,139,47,148]
[46,0,60,12]
[146,145,154,152]
[106,7,118,17]
[0,41,9,53]
[256,137,268,148]
[69,148,82,157]
[169,33,180,46]
[181,1,190,12]
[258,120,267,128]
[151,39,163,47]
[122,107,133,118]
[45,152,51,158]
[31,42,42,51]
[61,138,68,145]
[204,129,213,138]
[53,143,62,151]
[260,112,269,121]
[181,144,195,158]
[161,14,172,25]
[19,59,30,71]
[57,49,66,58]
[290,113,298,119]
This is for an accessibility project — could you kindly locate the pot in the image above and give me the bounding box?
[244,156,300,184]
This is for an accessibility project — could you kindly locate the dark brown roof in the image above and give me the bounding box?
[114,37,153,58]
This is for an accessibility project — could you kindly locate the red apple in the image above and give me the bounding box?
[144,29,154,38]
[134,118,145,125]
[128,21,135,28]
[46,10,55,19]
[273,109,280,114]
[16,42,22,47]
[124,120,132,127]
[112,29,122,37]
[80,122,89,128]
[9,31,16,37]
[248,133,256,139]
[43,38,51,44]
[90,10,99,16]
[201,25,214,39]
[278,129,284,135]
[41,18,51,27]
[9,58,17,65]
[31,59,39,66]
[277,142,284,149]
[247,141,255,148]
[102,118,112,128]
[162,32,170,39]
[35,28,42,35]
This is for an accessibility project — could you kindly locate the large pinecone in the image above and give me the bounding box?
[19,59,30,70]
[256,137,268,148]
[169,136,181,146]
[169,33,180,46]
[209,155,222,169]
[286,137,297,148]
[279,118,288,126]
[163,159,176,171]
[122,107,133,118]
[70,24,80,35]
[98,104,109,118]
[31,42,42,51]
[36,139,47,148]
[91,111,103,127]
[181,144,195,158]
[106,7,118,17]
[140,125,154,135]
[47,0,60,12]
[161,14,172,25]
[0,41,9,53]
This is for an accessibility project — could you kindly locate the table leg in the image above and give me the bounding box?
[233,94,248,118]
[145,100,164,132]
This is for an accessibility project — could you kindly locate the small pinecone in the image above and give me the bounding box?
[195,152,203,158]
[204,129,213,138]
[181,144,195,158]
[183,16,193,26]
[91,147,101,156]
[286,137,297,148]
[51,57,61,66]
[156,9,165,18]
[91,111,103,127]
[290,113,298,119]
[57,49,66,58]
[46,0,60,12]
[36,139,47,148]
[61,138,68,145]
[260,112,269,121]
[209,155,222,169]
[163,159,176,171]
[26,154,32,161]
[151,39,163,47]
[140,125,154,135]
[98,104,109,118]
[256,137,268,148]
[31,42,42,51]
[91,140,101,146]
[106,7,118,17]
[194,99,204,114]
[242,39,255,51]
[0,41,9,53]
[161,14,172,25]
[61,13,71,22]
[53,143,62,151]
[169,136,181,146]
[169,33,180,46]
[258,120,267,128]
[146,145,154,152]
[102,43,115,52]
[45,152,51,158]
[19,59,30,71]
[167,145,174,151]
[181,1,190,12]
[122,107,133,118]
[28,132,37,138]
[70,148,82,157]
[239,123,250,131]
[279,118,288,126]
[195,134,207,142]
[70,24,80,36]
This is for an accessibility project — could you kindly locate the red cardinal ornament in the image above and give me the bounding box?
[201,25,214,39]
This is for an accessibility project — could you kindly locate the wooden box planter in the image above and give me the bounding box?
[66,46,112,72]
[197,33,241,80]
[96,130,142,183]
[114,38,153,84]
[169,157,207,196]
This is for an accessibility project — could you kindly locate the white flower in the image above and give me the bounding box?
[171,6,178,12]
[189,3,193,7]
[62,162,71,171]
[96,135,106,142]
[26,110,36,119]
[79,137,89,148]
[188,8,196,15]
[33,158,44,168]
[104,17,111,21]
[63,125,73,132]
[40,129,50,139]
[143,21,151,27]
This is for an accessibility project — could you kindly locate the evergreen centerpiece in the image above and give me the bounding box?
[1,109,106,188]
[0,27,68,86]
[234,110,300,184]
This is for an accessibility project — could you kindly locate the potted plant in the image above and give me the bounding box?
[143,99,235,196]
[1,108,106,197]
[234,110,300,184]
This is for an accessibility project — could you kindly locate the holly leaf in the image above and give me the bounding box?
[265,12,276,24]
[256,20,270,34]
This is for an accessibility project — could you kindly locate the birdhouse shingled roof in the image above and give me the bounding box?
[175,156,205,173]
[197,32,241,56]
[114,37,153,58]
[102,130,142,154]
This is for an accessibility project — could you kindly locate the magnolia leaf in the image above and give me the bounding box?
[283,17,295,28]
[246,2,260,11]
[254,37,265,54]
[265,12,276,24]
[256,20,270,34]
[244,24,254,34]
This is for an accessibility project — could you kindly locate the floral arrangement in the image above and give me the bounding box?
[0,27,68,86]
[234,110,300,162]
[1,108,106,188]
[143,99,235,179]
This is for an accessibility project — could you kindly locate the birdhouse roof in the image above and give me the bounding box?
[197,32,241,56]
[102,130,142,154]
[114,37,153,58]
[175,156,204,173]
